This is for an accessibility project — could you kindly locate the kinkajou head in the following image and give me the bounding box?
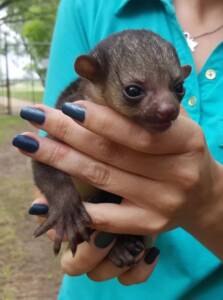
[75,29,191,131]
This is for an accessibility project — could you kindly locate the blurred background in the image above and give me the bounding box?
[0,1,64,299]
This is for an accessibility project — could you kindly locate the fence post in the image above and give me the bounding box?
[4,33,11,115]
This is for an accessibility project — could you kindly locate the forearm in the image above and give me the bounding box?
[183,162,223,259]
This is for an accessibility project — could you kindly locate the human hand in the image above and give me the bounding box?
[29,194,159,285]
[13,101,222,257]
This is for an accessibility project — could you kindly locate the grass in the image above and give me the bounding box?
[0,116,62,299]
[0,177,26,299]
[0,89,43,103]
[0,118,30,298]
[0,116,23,145]
[11,90,43,103]
[0,115,22,128]
[0,81,44,103]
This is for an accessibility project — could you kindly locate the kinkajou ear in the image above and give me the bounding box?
[74,55,102,82]
[181,65,192,79]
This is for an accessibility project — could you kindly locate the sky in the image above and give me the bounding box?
[0,19,38,80]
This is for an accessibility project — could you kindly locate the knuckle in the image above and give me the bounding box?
[97,138,114,160]
[47,143,69,165]
[60,255,76,276]
[158,192,182,220]
[97,138,122,163]
[84,162,110,187]
[54,117,71,141]
[61,264,78,276]
[178,165,200,190]
[61,250,95,276]
[46,229,55,241]
[77,254,96,271]
[142,195,177,233]
[96,112,111,135]
[61,263,73,275]
[91,211,108,229]
[146,217,170,235]
[189,127,206,153]
[135,130,151,152]
[184,171,200,190]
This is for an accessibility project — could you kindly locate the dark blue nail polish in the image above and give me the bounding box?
[144,247,160,264]
[12,135,39,153]
[94,232,115,248]
[29,204,49,215]
[20,107,45,125]
[62,103,85,122]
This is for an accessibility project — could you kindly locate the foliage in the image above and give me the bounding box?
[0,0,60,85]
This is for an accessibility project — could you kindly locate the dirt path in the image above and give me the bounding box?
[0,97,33,115]
[0,116,62,300]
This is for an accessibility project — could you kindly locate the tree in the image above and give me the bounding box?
[0,0,59,85]
[0,0,18,11]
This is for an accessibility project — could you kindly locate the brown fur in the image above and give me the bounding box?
[32,30,191,266]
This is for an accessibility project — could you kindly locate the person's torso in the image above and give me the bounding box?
[53,1,223,299]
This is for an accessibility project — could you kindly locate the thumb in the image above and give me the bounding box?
[84,201,150,235]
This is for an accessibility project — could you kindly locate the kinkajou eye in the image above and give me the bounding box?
[123,84,145,104]
[174,82,185,100]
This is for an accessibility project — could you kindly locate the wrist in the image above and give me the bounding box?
[182,161,223,258]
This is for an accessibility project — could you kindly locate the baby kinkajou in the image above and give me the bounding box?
[32,30,191,267]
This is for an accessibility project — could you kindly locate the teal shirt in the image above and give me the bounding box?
[44,0,223,299]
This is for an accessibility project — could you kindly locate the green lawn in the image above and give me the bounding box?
[0,90,43,103]
[0,81,44,103]
[0,116,61,299]
[0,116,23,145]
[12,90,43,103]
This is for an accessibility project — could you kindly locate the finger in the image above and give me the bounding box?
[118,247,160,285]
[30,194,49,216]
[29,196,49,228]
[87,261,129,281]
[84,201,165,235]
[46,229,56,241]
[30,187,49,217]
[87,243,158,282]
[13,133,169,207]
[64,100,201,154]
[20,105,149,176]
[61,232,116,275]
[20,103,201,155]
[21,106,192,181]
[87,250,145,282]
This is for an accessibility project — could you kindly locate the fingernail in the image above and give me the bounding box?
[12,135,39,153]
[20,107,45,125]
[62,103,85,122]
[94,232,115,248]
[144,247,160,264]
[29,204,49,215]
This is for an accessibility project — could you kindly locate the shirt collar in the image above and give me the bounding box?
[115,0,173,15]
[116,0,130,13]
